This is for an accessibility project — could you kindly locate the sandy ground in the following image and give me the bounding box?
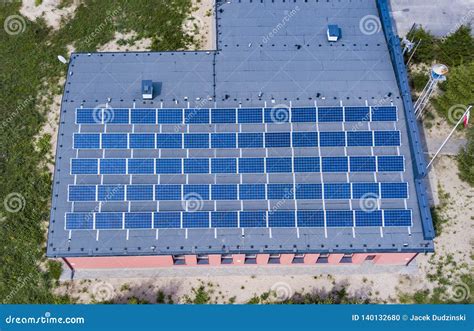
[184,0,214,50]
[98,32,152,52]
[20,0,79,30]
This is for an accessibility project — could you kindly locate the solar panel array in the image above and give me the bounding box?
[68,106,412,231]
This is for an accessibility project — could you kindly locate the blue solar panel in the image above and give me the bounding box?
[292,132,317,147]
[378,156,404,172]
[318,107,343,122]
[74,134,100,149]
[384,209,412,226]
[125,213,152,229]
[211,212,238,227]
[344,107,370,122]
[158,109,182,124]
[324,183,351,199]
[238,133,263,148]
[102,134,128,149]
[211,158,237,174]
[319,131,345,147]
[211,133,236,148]
[154,212,181,228]
[156,185,182,200]
[268,211,295,227]
[371,106,397,121]
[127,185,153,201]
[211,185,237,200]
[380,183,408,198]
[267,184,294,199]
[295,184,322,199]
[347,131,373,147]
[65,213,94,230]
[326,210,353,227]
[350,156,376,172]
[374,131,401,146]
[291,107,316,122]
[183,212,209,228]
[68,185,96,201]
[212,108,236,123]
[264,107,290,123]
[239,211,266,227]
[98,185,125,201]
[128,159,154,174]
[297,211,324,227]
[294,157,320,172]
[322,157,348,172]
[71,159,98,174]
[157,134,182,149]
[109,108,130,124]
[76,109,97,124]
[96,213,123,229]
[265,132,291,148]
[156,159,182,174]
[100,159,126,174]
[239,158,264,173]
[351,183,379,199]
[184,134,209,149]
[238,108,263,123]
[184,158,209,174]
[131,109,156,124]
[129,134,155,149]
[355,210,383,227]
[266,157,292,173]
[184,185,209,200]
[185,108,209,124]
[239,184,265,200]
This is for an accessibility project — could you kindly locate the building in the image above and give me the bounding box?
[47,0,434,270]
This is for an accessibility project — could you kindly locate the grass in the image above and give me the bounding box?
[0,0,194,304]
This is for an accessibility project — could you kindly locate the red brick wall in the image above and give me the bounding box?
[64,252,418,269]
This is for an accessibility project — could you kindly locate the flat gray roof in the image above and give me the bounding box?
[47,0,433,258]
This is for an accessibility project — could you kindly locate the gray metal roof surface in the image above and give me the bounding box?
[47,0,434,258]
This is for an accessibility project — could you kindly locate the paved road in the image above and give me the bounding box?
[424,137,468,156]
[390,0,474,37]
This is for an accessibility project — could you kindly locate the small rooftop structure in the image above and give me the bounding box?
[327,24,342,42]
[141,80,153,100]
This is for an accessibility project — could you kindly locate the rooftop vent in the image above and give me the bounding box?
[141,80,153,100]
[327,24,341,42]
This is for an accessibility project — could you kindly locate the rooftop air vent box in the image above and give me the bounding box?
[142,80,153,100]
[327,24,341,42]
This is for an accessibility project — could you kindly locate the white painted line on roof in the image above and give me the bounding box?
[296,227,300,238]
[68,230,72,240]
[241,228,244,236]
[185,228,188,239]
[407,226,411,235]
[126,229,129,240]
[214,228,217,238]
[269,227,272,239]
[379,227,384,238]
[156,229,159,240]
[96,230,100,241]
[352,227,356,238]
